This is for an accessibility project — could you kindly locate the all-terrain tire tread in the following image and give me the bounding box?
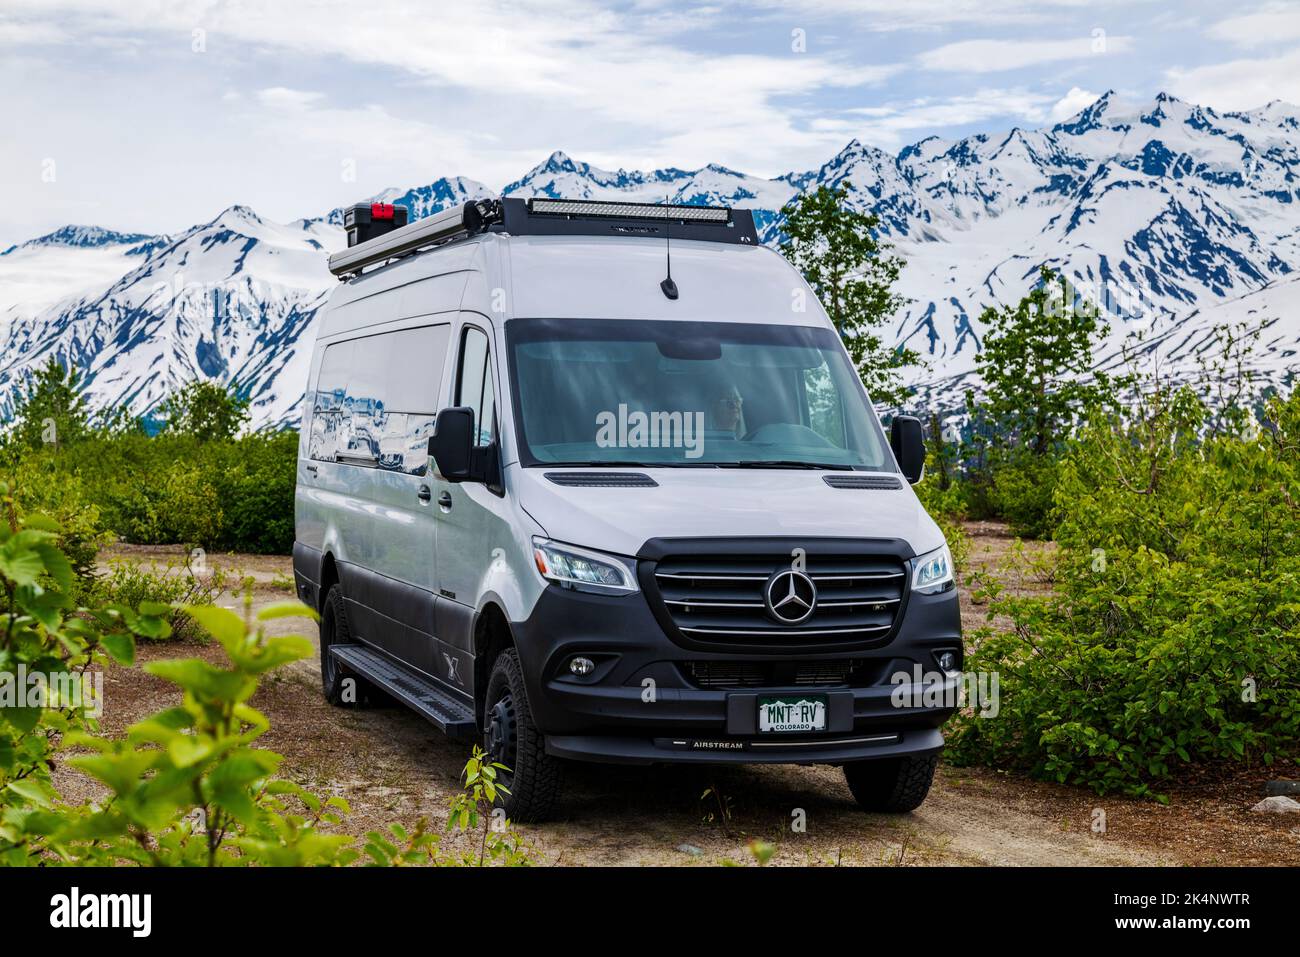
[844,752,938,813]
[321,584,377,707]
[490,649,562,823]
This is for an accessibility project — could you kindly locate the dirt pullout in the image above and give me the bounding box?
[65,526,1299,866]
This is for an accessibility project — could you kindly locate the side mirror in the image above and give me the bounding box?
[890,414,925,485]
[429,407,474,482]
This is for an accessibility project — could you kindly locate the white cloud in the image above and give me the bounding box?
[1206,3,1300,48]
[256,88,326,111]
[746,0,1157,33]
[0,16,67,44]
[1050,86,1100,121]
[916,34,1133,72]
[7,0,900,176]
[816,89,1059,148]
[1166,48,1300,110]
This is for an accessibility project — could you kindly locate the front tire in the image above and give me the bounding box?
[843,753,938,812]
[482,648,562,823]
[319,584,377,707]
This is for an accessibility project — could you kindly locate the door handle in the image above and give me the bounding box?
[437,491,453,510]
[305,463,318,475]
[417,485,432,503]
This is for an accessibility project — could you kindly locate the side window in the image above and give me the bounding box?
[309,324,451,473]
[456,326,496,447]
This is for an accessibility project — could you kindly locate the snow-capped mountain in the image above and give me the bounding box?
[0,207,339,424]
[2,90,1298,430]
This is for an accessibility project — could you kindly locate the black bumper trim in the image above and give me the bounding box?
[544,727,944,766]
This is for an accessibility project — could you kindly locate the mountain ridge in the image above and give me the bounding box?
[2,90,1298,428]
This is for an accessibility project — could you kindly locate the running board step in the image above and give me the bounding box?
[329,644,477,739]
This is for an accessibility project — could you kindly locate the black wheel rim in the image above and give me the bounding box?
[484,691,518,790]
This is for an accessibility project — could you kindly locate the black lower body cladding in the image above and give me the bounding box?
[510,570,962,766]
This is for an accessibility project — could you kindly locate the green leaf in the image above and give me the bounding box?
[179,604,247,651]
[256,600,318,624]
[99,631,135,666]
[5,777,56,809]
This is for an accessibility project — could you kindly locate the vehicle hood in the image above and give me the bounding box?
[511,466,945,559]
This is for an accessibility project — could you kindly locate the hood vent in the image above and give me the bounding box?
[544,471,658,488]
[823,474,903,490]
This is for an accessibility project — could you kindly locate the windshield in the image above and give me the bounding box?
[505,318,895,470]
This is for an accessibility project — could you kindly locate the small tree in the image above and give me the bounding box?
[157,380,250,440]
[965,267,1117,536]
[780,182,918,408]
[8,357,91,449]
[974,266,1113,457]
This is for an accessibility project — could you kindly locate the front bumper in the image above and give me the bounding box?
[510,576,962,767]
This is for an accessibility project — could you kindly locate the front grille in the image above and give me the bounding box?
[649,550,908,648]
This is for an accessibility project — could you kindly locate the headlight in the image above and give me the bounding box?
[532,537,639,595]
[911,543,954,594]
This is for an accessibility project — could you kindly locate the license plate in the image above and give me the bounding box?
[758,695,827,733]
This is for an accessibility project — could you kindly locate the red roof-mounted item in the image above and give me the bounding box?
[343,202,409,248]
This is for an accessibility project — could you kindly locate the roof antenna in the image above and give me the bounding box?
[660,196,679,300]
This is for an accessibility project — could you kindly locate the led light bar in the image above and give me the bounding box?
[328,199,501,278]
[527,198,732,224]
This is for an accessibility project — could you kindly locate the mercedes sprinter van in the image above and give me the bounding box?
[293,197,962,821]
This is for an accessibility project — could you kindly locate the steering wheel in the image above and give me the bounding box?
[742,423,835,447]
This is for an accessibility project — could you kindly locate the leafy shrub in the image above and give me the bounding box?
[155,380,250,441]
[88,559,233,642]
[211,430,298,554]
[949,386,1300,797]
[0,491,531,866]
[2,427,298,555]
[3,459,111,586]
[984,449,1061,540]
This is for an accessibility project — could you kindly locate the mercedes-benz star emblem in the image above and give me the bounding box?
[764,569,817,624]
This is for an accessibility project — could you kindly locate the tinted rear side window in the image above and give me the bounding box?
[308,324,451,473]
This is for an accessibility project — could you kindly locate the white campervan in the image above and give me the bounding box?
[293,198,961,821]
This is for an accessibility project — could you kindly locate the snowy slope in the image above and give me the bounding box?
[0,207,342,424]
[0,226,165,323]
[2,92,1298,430]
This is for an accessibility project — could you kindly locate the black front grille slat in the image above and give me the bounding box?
[651,550,908,648]
[685,659,882,688]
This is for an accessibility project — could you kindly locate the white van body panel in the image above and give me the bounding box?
[514,468,945,561]
[504,236,827,327]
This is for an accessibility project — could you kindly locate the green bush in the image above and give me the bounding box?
[88,559,234,642]
[4,459,111,586]
[211,430,299,554]
[1,428,298,555]
[984,449,1061,540]
[0,489,530,866]
[949,386,1300,798]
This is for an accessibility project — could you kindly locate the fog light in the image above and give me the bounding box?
[936,651,959,674]
[569,656,595,676]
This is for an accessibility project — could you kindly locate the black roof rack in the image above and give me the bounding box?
[328,196,756,279]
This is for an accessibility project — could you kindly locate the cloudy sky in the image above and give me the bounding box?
[2,0,1300,245]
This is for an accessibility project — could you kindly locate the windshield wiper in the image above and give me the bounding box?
[716,460,854,470]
